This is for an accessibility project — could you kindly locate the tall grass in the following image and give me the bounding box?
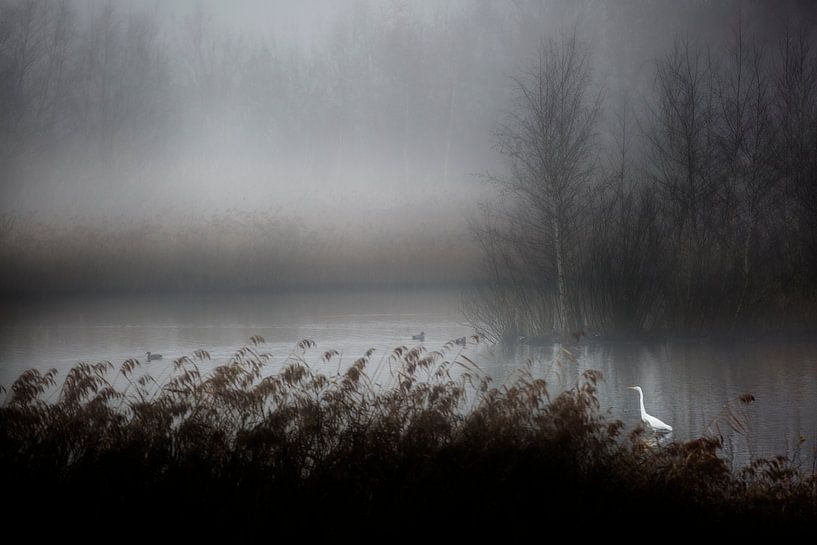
[1,337,815,536]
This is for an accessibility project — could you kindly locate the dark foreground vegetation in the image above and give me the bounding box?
[1,338,814,537]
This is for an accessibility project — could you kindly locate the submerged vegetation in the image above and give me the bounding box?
[1,337,814,535]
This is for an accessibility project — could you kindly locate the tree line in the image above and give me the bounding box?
[3,1,804,206]
[0,0,506,195]
[468,23,817,340]
[2,0,816,325]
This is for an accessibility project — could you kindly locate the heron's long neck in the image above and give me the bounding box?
[638,390,647,420]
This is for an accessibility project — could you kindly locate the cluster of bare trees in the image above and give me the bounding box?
[469,26,817,340]
[0,2,172,167]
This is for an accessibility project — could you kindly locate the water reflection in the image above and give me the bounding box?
[484,340,817,468]
[1,289,816,468]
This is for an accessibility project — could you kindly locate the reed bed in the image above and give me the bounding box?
[1,337,815,537]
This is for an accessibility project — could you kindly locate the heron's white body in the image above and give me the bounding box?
[629,386,672,433]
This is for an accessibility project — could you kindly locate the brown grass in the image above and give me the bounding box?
[1,337,815,538]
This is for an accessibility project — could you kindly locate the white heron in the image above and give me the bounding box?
[628,386,672,433]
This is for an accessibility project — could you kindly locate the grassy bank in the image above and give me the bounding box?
[1,338,815,537]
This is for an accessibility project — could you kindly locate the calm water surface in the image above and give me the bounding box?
[2,288,816,467]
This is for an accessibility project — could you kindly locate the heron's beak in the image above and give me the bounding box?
[627,386,636,390]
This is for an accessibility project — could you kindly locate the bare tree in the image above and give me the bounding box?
[713,20,777,329]
[645,38,719,333]
[581,101,666,336]
[774,27,817,311]
[473,30,601,338]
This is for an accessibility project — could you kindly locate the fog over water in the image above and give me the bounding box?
[2,289,815,468]
[5,3,817,529]
[3,1,814,293]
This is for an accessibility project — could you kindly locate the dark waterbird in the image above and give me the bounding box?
[411,331,425,342]
[145,352,163,362]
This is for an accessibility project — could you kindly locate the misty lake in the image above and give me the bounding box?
[2,287,816,468]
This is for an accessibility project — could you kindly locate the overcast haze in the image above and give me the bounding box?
[1,0,815,293]
[6,4,817,532]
